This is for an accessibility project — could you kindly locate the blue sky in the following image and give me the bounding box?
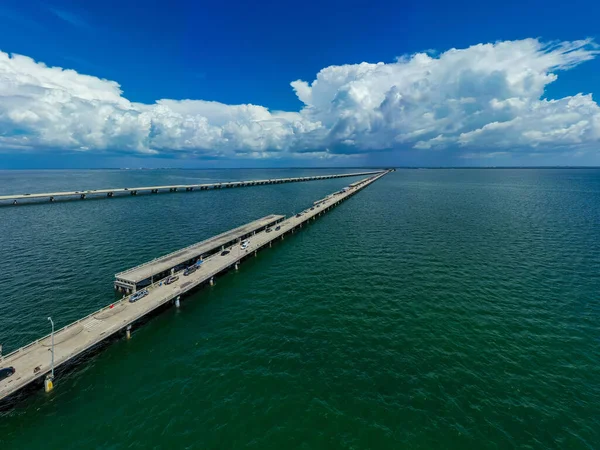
[0,0,599,168]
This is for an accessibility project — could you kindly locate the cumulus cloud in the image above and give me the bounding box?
[0,38,599,160]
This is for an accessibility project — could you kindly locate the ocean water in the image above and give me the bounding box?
[0,168,599,449]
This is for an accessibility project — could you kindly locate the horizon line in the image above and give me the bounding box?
[1,166,600,171]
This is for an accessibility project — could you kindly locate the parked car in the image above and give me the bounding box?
[241,240,249,250]
[0,367,15,381]
[310,207,315,210]
[221,250,230,256]
[295,213,302,218]
[129,289,149,303]
[165,275,179,285]
[183,266,197,276]
[265,228,272,233]
[275,226,281,231]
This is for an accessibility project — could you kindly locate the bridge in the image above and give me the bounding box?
[0,170,391,404]
[0,170,385,205]
[114,214,285,294]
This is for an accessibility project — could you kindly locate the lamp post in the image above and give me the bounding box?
[48,317,55,378]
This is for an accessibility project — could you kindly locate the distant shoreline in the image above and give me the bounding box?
[0,166,599,171]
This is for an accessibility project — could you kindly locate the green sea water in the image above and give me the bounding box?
[0,168,599,449]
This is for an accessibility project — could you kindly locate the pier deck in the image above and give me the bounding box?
[114,214,284,293]
[0,170,390,403]
[0,170,384,205]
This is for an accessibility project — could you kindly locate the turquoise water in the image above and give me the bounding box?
[0,168,599,449]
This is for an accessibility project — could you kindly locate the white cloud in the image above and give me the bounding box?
[0,38,599,160]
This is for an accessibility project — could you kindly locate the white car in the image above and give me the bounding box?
[241,240,249,250]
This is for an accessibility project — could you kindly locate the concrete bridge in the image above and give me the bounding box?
[0,170,391,404]
[0,170,385,205]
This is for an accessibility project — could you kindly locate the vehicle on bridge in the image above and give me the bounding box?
[184,266,197,276]
[129,289,149,303]
[165,275,179,285]
[0,367,15,380]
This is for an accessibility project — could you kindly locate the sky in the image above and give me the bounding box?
[0,0,599,168]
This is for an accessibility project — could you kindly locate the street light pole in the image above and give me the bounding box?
[48,317,55,378]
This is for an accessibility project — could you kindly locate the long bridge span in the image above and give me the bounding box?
[0,170,385,205]
[0,170,392,404]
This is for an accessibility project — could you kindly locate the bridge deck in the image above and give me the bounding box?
[115,214,284,288]
[0,170,384,203]
[0,170,390,403]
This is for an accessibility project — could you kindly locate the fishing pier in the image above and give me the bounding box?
[0,170,391,403]
[0,170,384,205]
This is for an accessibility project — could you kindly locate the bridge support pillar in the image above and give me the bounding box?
[235,262,239,271]
[44,375,54,393]
[49,196,54,202]
[269,241,272,248]
[210,277,214,286]
[80,194,86,200]
[13,200,17,205]
[254,250,257,257]
[126,325,132,339]
[175,296,180,308]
